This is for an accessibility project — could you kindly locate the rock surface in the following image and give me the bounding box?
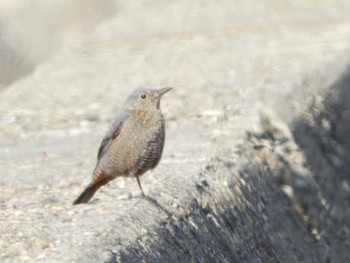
[1,1,350,262]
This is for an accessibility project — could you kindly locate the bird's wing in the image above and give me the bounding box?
[97,113,129,160]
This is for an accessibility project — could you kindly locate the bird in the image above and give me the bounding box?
[73,87,172,205]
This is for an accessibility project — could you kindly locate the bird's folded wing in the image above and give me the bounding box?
[97,113,129,160]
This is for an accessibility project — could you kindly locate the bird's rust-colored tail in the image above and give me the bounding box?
[73,170,111,205]
[73,184,100,205]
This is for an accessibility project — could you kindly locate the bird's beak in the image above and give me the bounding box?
[155,87,173,98]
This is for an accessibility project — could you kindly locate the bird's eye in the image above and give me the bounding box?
[140,93,147,99]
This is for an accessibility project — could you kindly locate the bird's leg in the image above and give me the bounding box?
[136,176,145,196]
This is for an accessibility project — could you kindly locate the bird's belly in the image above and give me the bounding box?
[105,130,164,177]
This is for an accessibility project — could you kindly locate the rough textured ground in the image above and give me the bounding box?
[1,1,350,262]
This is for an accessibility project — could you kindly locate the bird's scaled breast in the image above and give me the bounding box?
[105,111,165,175]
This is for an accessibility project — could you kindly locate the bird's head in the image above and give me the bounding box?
[124,87,173,111]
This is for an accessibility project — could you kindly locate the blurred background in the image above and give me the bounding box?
[1,0,350,143]
[0,0,117,88]
[1,1,350,262]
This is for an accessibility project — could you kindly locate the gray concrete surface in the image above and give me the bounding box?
[1,0,350,262]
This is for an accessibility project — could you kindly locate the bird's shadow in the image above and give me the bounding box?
[139,194,173,219]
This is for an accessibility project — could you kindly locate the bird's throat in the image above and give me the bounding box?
[133,109,160,126]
